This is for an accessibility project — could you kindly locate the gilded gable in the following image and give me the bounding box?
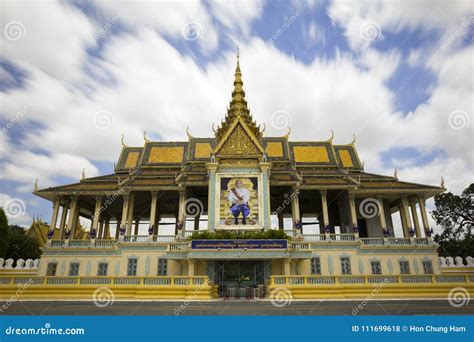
[217,124,260,156]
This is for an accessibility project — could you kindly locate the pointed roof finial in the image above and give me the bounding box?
[143,130,150,143]
[351,133,356,145]
[81,168,86,180]
[394,168,398,178]
[34,178,39,192]
[441,176,445,188]
[121,134,128,147]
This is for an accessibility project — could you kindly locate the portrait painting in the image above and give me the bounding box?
[219,177,259,226]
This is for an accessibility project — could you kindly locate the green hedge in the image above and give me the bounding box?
[190,229,289,240]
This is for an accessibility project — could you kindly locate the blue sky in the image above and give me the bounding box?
[0,0,472,231]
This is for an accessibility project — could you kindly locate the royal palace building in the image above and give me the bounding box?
[1,55,472,300]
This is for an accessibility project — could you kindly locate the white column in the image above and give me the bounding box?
[410,198,421,237]
[178,189,186,236]
[58,199,69,239]
[91,196,102,240]
[283,259,291,276]
[320,190,329,234]
[418,196,431,238]
[291,188,301,235]
[47,197,61,244]
[120,194,130,239]
[188,260,195,276]
[126,193,135,235]
[348,193,359,238]
[377,195,387,235]
[66,196,78,241]
[149,191,158,229]
[400,196,412,237]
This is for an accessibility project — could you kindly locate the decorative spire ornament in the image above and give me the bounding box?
[143,130,150,143]
[121,134,128,147]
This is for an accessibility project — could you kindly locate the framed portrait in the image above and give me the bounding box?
[217,176,261,227]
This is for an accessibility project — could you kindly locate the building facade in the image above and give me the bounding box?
[1,55,472,300]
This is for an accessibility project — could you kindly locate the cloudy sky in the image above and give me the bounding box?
[0,0,472,230]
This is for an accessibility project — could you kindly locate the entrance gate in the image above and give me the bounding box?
[214,260,265,298]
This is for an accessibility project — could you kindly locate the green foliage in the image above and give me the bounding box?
[432,183,473,258]
[190,229,289,240]
[0,208,8,259]
[6,225,42,260]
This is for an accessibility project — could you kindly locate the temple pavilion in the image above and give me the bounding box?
[9,54,464,300]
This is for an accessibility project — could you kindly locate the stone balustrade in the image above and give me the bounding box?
[0,258,40,270]
[439,256,473,267]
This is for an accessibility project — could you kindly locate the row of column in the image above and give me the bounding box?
[399,196,431,238]
[287,189,431,238]
[48,196,113,241]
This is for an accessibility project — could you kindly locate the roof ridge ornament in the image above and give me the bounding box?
[281,126,291,139]
[34,178,39,192]
[350,133,356,145]
[441,176,445,188]
[121,134,128,148]
[81,168,86,180]
[327,129,334,142]
[143,130,150,143]
[394,168,398,178]
[186,126,195,139]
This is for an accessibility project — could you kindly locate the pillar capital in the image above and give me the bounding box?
[205,162,219,172]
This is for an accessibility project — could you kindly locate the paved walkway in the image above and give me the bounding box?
[1,299,472,315]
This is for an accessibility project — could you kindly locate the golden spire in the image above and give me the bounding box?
[215,49,261,140]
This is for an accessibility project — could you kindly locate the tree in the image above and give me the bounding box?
[0,208,8,259]
[431,183,473,258]
[5,225,42,260]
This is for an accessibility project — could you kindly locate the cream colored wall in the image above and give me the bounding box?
[301,249,439,276]
[37,248,439,278]
[271,259,283,275]
[38,250,187,277]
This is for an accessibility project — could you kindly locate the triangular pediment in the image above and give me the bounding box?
[214,118,264,157]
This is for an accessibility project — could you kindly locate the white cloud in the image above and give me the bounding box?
[94,0,219,53]
[0,151,99,191]
[210,0,265,38]
[0,0,471,231]
[328,0,472,51]
[0,0,95,82]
